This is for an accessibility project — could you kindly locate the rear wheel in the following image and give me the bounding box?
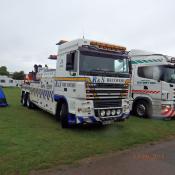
[133,100,152,118]
[60,103,69,128]
[22,93,27,106]
[26,94,34,109]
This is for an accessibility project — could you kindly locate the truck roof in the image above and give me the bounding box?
[129,49,175,65]
[129,49,163,57]
[57,38,126,55]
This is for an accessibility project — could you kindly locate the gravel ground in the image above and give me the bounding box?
[30,138,175,175]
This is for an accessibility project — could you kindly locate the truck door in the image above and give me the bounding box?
[132,66,162,115]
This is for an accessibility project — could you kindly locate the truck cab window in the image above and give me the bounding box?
[66,52,78,71]
[115,59,129,73]
[161,66,175,83]
[152,67,162,81]
[138,66,153,79]
[138,65,175,82]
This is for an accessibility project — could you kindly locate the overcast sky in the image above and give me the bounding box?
[0,0,175,73]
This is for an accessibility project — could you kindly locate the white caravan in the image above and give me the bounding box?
[129,49,175,119]
[21,39,131,128]
[0,75,22,87]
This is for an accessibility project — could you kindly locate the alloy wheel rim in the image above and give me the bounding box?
[137,104,146,116]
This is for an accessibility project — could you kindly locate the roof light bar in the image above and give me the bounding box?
[90,41,126,51]
[56,40,68,45]
[48,55,57,60]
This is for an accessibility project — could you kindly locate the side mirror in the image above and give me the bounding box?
[66,52,75,71]
[129,60,132,74]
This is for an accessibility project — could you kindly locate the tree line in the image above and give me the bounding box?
[0,66,25,80]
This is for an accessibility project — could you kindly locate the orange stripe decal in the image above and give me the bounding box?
[54,77,91,82]
[131,90,160,94]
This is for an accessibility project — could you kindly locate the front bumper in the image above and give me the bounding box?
[68,112,130,126]
[160,104,175,118]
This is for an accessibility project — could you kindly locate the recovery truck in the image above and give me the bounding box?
[129,49,175,119]
[21,39,131,128]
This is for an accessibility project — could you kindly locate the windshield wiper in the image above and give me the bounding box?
[91,69,105,71]
[104,71,129,77]
[88,69,107,76]
[90,69,106,73]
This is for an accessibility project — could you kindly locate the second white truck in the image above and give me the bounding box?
[129,49,175,119]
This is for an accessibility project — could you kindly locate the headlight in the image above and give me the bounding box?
[111,109,116,116]
[116,109,121,115]
[106,110,111,116]
[162,105,171,112]
[100,110,106,117]
[78,107,91,113]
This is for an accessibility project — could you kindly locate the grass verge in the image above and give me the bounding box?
[0,88,175,175]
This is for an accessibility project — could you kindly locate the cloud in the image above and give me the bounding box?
[0,0,175,72]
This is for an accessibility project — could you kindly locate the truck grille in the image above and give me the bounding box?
[86,83,128,99]
[94,99,122,108]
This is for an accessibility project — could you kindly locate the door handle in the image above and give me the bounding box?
[144,86,148,90]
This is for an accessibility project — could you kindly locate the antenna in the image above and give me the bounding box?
[82,25,85,39]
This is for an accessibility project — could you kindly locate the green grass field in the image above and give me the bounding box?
[1,88,175,175]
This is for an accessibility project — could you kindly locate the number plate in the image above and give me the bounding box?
[103,120,113,125]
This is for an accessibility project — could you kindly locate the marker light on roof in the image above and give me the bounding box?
[48,55,57,60]
[90,41,126,51]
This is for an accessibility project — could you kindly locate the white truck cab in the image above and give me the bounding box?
[129,49,175,119]
[21,39,131,128]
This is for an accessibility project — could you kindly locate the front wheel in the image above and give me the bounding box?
[60,103,69,128]
[134,100,152,118]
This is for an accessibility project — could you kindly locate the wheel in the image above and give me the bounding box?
[55,104,61,121]
[21,93,24,104]
[133,100,152,118]
[60,103,69,128]
[22,93,27,106]
[26,94,34,109]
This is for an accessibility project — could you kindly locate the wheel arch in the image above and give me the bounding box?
[54,95,69,115]
[132,96,152,111]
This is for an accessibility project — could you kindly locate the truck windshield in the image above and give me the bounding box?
[160,66,175,83]
[139,65,175,83]
[79,52,129,77]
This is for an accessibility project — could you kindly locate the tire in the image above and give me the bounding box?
[21,92,24,104]
[60,103,69,128]
[133,100,152,118]
[26,94,34,109]
[55,104,61,121]
[22,93,27,106]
